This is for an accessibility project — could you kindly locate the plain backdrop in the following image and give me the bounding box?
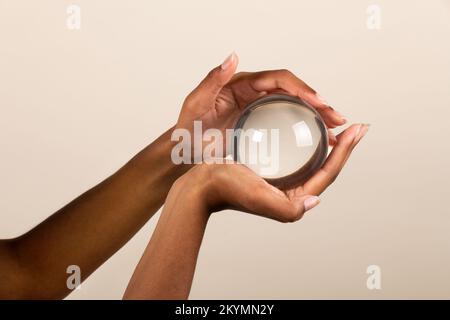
[0,0,449,299]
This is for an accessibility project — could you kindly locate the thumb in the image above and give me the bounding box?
[293,195,321,217]
[190,52,238,103]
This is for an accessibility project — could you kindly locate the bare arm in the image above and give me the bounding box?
[0,53,348,299]
[123,123,368,300]
[123,172,210,299]
[0,128,189,299]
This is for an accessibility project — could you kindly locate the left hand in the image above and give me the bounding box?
[176,52,345,148]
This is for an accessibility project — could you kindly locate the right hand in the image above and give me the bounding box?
[172,123,368,222]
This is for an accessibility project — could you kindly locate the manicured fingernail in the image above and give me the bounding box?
[354,124,370,143]
[325,104,346,123]
[354,124,362,139]
[304,196,320,211]
[221,52,236,70]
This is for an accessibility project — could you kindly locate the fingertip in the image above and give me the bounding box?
[316,106,346,128]
[327,130,337,147]
[328,107,347,126]
[328,116,347,128]
[337,123,369,146]
[195,52,238,99]
[304,196,320,212]
[220,52,239,72]
[354,123,370,144]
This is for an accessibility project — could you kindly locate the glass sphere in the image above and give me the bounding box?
[233,94,328,189]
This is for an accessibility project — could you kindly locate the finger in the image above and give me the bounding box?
[328,129,337,147]
[221,165,297,221]
[241,183,320,222]
[262,88,342,129]
[218,164,312,222]
[188,52,239,105]
[249,70,346,127]
[262,88,342,128]
[302,123,369,195]
[318,107,347,129]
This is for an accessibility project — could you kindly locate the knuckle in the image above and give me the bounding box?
[183,92,196,107]
[277,69,293,78]
[208,163,224,180]
[251,180,267,197]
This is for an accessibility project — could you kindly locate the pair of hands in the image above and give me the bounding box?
[123,53,368,299]
[173,53,368,222]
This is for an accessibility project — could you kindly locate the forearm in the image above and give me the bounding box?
[3,127,190,299]
[123,176,209,300]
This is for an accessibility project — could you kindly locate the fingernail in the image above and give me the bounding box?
[333,110,346,123]
[354,124,362,139]
[325,104,346,123]
[304,196,320,212]
[221,52,236,70]
[354,124,370,143]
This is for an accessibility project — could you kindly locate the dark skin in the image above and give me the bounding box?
[0,53,347,299]
[123,54,368,299]
[0,129,188,299]
[124,122,368,299]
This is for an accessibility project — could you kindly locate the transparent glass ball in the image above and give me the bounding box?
[233,94,328,189]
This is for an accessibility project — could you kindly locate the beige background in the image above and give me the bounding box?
[0,0,449,299]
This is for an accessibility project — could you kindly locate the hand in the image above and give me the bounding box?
[176,53,346,150]
[123,123,368,300]
[176,123,368,222]
[124,56,366,300]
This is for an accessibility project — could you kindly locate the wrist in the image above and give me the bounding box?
[169,164,217,216]
[130,126,193,194]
